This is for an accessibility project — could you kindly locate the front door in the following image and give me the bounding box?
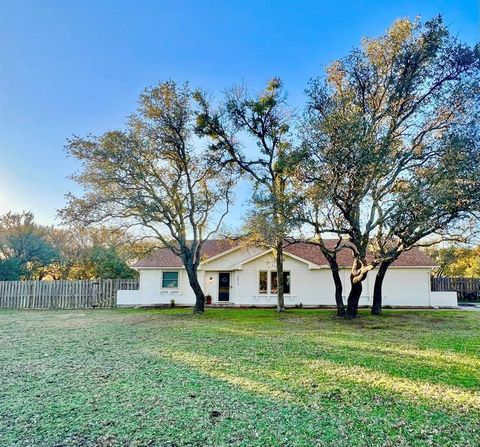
[218,272,230,301]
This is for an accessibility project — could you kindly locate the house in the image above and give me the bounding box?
[117,240,457,308]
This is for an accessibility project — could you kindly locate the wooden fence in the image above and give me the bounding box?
[0,278,139,309]
[431,276,480,301]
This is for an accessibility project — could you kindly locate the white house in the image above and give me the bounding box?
[117,240,457,308]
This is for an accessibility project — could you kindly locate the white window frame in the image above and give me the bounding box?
[161,270,180,289]
[257,270,291,295]
[258,271,268,294]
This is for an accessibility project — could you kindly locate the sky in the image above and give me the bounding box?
[0,0,478,227]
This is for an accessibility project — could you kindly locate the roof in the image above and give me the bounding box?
[132,239,239,268]
[286,240,436,267]
[133,239,435,269]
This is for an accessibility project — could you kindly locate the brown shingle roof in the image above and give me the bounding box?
[133,239,435,268]
[132,239,239,268]
[286,240,435,267]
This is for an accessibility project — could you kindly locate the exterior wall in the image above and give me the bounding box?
[230,253,436,307]
[201,246,265,271]
[117,289,141,306]
[119,250,454,308]
[430,291,458,307]
[338,268,433,307]
[233,253,333,306]
[138,268,198,306]
[367,268,432,307]
[203,271,219,301]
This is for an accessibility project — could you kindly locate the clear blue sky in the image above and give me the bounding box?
[0,0,478,226]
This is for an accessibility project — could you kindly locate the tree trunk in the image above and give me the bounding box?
[346,279,362,319]
[330,260,345,317]
[185,263,205,314]
[372,259,392,315]
[276,240,285,312]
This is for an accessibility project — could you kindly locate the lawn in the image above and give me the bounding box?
[0,308,479,446]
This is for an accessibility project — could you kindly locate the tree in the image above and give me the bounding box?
[89,245,136,279]
[31,226,85,280]
[427,244,480,278]
[0,211,58,280]
[302,17,480,318]
[371,130,480,314]
[295,181,348,316]
[195,78,297,311]
[41,226,143,280]
[305,236,347,317]
[0,258,23,281]
[60,81,235,313]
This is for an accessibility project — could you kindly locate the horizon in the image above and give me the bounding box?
[0,0,478,228]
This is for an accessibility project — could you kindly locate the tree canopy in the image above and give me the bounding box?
[195,78,298,311]
[59,81,236,313]
[300,16,480,317]
[0,212,58,280]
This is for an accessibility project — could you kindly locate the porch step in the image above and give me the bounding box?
[206,302,236,307]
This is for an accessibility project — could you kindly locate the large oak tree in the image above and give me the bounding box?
[371,126,480,314]
[301,17,480,317]
[60,82,235,313]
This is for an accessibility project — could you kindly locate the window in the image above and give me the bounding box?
[282,271,291,294]
[271,272,278,294]
[162,271,179,288]
[259,271,268,294]
[270,272,290,294]
[259,271,291,294]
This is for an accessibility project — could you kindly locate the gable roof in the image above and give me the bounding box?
[133,239,435,269]
[231,248,323,270]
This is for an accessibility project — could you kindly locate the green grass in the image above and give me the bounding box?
[1,308,479,446]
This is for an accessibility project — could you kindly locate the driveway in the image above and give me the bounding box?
[459,303,480,311]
